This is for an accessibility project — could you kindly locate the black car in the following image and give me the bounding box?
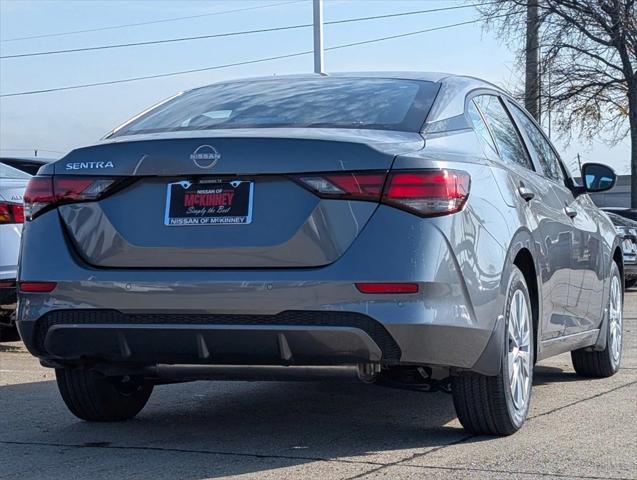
[0,157,54,176]
[604,208,637,223]
[605,211,637,288]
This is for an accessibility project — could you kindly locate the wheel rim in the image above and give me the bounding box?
[609,275,623,367]
[508,289,532,412]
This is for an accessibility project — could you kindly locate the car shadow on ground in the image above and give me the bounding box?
[0,361,586,479]
[532,365,583,385]
[1,378,462,479]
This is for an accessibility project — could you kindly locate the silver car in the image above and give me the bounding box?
[17,73,623,435]
[0,161,30,339]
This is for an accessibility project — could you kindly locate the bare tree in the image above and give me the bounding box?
[478,0,637,207]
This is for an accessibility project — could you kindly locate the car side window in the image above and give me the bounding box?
[509,103,564,183]
[474,95,534,171]
[467,100,498,154]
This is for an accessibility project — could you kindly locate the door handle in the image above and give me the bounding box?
[564,206,577,219]
[518,185,535,201]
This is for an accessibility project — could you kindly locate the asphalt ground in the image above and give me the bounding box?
[1,294,635,479]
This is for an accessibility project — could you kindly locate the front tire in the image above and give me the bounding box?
[56,368,153,421]
[571,261,623,378]
[452,266,534,436]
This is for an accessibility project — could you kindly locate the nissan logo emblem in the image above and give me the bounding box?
[190,145,221,169]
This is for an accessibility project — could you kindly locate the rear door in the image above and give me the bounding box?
[506,101,605,333]
[473,94,576,341]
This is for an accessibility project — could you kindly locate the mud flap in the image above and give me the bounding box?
[469,314,505,376]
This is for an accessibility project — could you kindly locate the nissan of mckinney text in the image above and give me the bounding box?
[17,73,624,435]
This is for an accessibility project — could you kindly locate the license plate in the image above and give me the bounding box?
[164,180,253,226]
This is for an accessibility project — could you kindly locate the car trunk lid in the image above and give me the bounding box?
[55,129,423,268]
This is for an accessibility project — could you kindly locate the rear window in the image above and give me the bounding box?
[111,78,440,136]
[0,162,31,179]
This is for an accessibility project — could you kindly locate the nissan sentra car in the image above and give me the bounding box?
[17,73,623,435]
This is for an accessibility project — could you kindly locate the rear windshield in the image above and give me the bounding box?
[111,78,440,136]
[0,161,31,179]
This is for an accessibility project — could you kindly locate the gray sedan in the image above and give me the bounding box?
[17,73,623,435]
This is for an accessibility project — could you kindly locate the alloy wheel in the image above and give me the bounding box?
[508,289,532,412]
[609,275,623,367]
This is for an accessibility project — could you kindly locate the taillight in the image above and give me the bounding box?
[293,172,386,201]
[23,176,54,221]
[24,176,122,220]
[293,169,470,217]
[383,170,470,217]
[0,202,24,224]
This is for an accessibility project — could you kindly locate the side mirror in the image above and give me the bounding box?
[581,163,616,193]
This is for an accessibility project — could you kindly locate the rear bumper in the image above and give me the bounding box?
[17,203,509,375]
[17,307,502,375]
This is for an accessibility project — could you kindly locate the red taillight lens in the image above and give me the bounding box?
[24,176,118,220]
[19,281,57,293]
[356,283,419,294]
[293,172,386,201]
[383,170,470,217]
[0,202,24,224]
[23,176,55,220]
[294,169,470,217]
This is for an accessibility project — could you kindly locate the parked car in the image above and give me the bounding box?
[1,156,54,176]
[0,161,29,340]
[603,207,637,223]
[605,211,637,288]
[16,73,623,436]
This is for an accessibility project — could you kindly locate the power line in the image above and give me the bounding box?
[0,51,313,97]
[0,148,64,154]
[0,1,303,43]
[1,3,493,60]
[325,17,496,52]
[1,25,311,60]
[0,16,498,98]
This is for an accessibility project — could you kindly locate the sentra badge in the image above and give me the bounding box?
[190,145,220,169]
[65,161,114,171]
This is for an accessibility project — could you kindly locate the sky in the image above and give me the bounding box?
[0,0,631,175]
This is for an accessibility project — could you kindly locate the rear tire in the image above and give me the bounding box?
[624,278,636,289]
[452,266,534,436]
[571,262,622,378]
[56,368,153,421]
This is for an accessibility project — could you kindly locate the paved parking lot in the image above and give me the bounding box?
[1,295,636,480]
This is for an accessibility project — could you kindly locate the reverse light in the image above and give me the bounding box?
[23,176,121,220]
[294,169,470,217]
[356,283,419,294]
[294,172,386,201]
[19,281,57,293]
[0,202,24,224]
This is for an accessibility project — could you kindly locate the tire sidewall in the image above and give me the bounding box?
[501,266,534,429]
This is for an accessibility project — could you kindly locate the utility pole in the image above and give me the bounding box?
[313,0,324,74]
[525,0,540,121]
